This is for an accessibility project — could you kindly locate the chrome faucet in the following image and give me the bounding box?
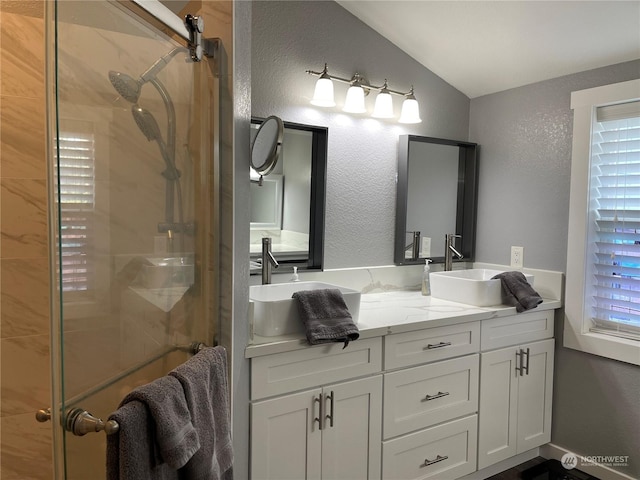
[444,233,463,271]
[261,237,279,284]
[405,231,421,261]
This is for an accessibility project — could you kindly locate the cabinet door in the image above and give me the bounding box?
[321,376,382,480]
[251,388,322,480]
[477,347,518,469]
[517,338,554,452]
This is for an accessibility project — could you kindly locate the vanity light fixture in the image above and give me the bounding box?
[372,80,394,119]
[306,64,422,123]
[398,86,422,124]
[343,73,367,113]
[310,64,336,107]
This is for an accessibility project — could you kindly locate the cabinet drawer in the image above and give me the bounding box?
[385,322,480,369]
[382,415,477,480]
[384,355,479,439]
[481,310,554,350]
[251,337,382,399]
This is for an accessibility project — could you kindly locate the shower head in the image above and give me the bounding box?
[131,105,163,142]
[108,47,184,103]
[108,71,141,103]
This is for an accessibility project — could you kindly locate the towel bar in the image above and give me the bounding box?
[36,341,209,436]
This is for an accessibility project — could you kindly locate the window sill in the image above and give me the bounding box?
[563,322,640,366]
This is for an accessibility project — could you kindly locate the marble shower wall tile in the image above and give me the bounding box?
[0,257,49,338]
[0,178,48,258]
[0,94,46,178]
[0,412,53,480]
[0,334,50,416]
[0,12,44,99]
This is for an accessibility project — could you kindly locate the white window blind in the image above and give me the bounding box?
[589,101,640,340]
[58,132,95,292]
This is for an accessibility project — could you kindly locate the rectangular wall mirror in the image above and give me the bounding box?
[394,135,479,265]
[250,118,327,273]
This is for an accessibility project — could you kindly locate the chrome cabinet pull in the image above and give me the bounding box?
[314,394,323,430]
[422,391,450,402]
[325,391,334,428]
[523,347,530,375]
[425,341,452,350]
[515,349,524,376]
[422,455,448,467]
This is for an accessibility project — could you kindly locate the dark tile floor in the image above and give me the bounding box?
[487,457,601,480]
[486,456,548,480]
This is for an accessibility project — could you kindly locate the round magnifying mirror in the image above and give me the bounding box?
[251,116,284,177]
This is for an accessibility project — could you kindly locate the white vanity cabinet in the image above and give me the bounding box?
[478,311,555,470]
[381,322,481,480]
[248,304,557,480]
[250,338,383,480]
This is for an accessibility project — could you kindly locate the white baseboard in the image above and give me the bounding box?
[540,443,638,480]
[458,448,540,480]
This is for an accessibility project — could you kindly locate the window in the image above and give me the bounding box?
[589,103,640,340]
[565,79,640,365]
[57,131,96,293]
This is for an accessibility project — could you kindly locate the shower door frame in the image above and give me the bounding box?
[45,1,221,478]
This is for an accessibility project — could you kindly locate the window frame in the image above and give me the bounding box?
[565,78,640,366]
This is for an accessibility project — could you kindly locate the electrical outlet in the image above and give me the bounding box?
[511,246,524,268]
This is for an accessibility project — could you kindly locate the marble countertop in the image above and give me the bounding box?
[245,290,561,358]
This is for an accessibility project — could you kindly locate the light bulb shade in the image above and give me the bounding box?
[310,77,336,107]
[372,91,394,118]
[343,85,366,113]
[399,97,422,124]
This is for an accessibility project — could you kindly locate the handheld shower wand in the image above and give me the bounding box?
[108,48,187,250]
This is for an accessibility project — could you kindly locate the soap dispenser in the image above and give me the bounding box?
[290,266,300,282]
[422,259,432,296]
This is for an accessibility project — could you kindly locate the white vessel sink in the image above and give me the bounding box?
[250,281,361,337]
[430,269,534,307]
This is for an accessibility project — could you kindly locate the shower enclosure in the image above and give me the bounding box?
[43,1,220,477]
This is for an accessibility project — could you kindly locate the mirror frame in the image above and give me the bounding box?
[394,135,479,266]
[251,117,328,271]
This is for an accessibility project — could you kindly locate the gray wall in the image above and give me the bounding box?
[251,0,470,269]
[470,60,640,478]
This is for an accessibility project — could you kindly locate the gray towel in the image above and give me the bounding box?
[492,271,543,312]
[169,346,234,480]
[107,400,179,480]
[292,288,360,348]
[117,375,200,469]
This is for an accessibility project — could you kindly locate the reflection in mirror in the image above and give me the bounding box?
[394,135,478,266]
[250,119,328,274]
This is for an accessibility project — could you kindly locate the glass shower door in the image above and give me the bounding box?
[50,1,215,478]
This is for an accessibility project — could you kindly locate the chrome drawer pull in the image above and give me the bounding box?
[422,455,448,467]
[422,391,450,402]
[425,341,452,350]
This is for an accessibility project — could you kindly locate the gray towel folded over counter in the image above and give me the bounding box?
[292,288,359,348]
[492,271,543,312]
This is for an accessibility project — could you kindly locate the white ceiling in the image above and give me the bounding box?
[337,1,640,98]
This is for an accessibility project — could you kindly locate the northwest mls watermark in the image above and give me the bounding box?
[561,452,630,470]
